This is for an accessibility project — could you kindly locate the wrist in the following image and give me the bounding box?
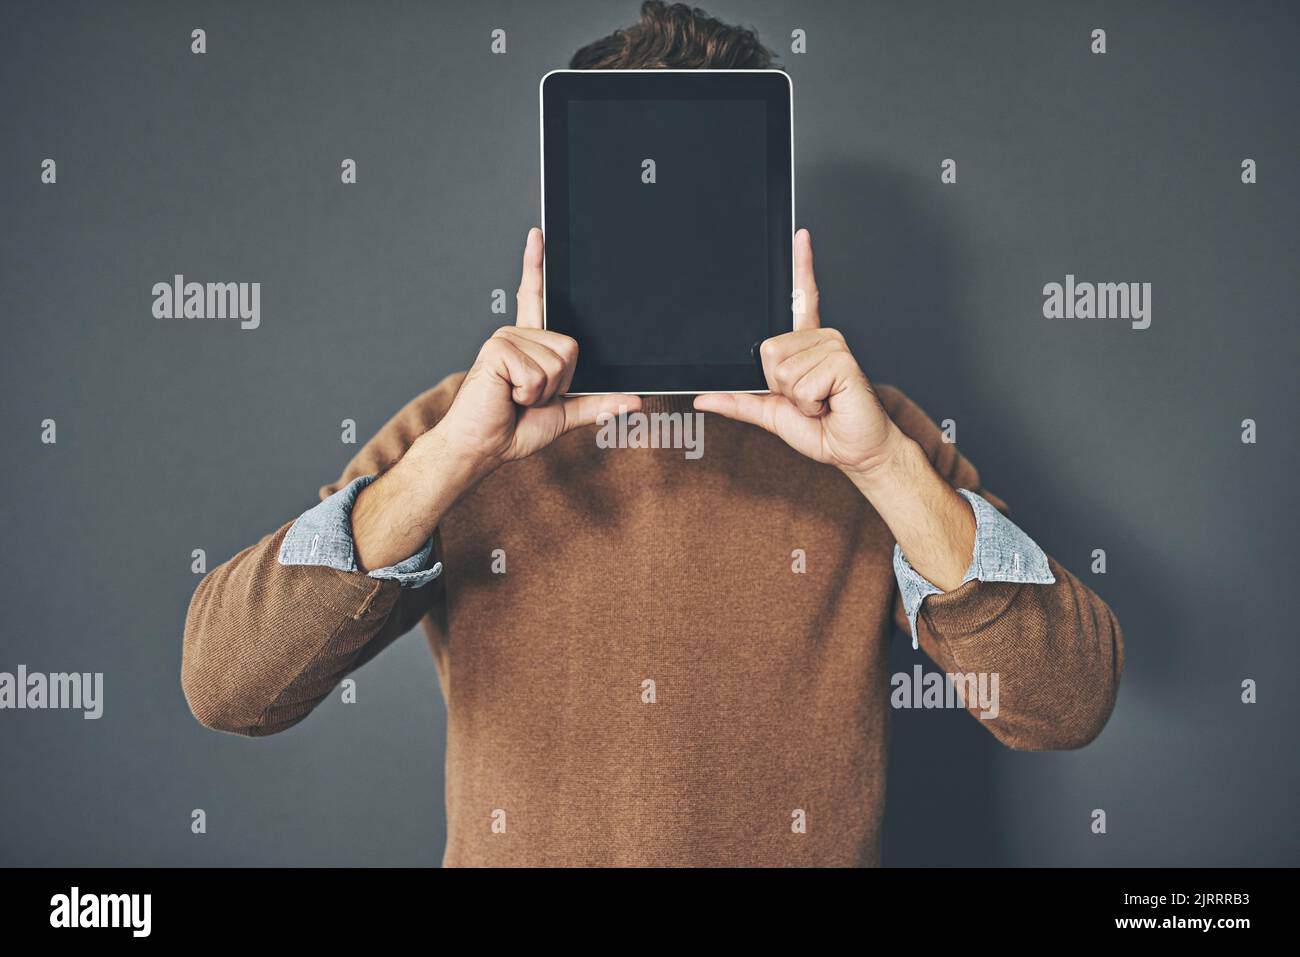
[408,425,493,500]
[841,426,921,499]
[352,428,482,573]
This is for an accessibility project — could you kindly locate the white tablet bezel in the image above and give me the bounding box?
[538,68,795,395]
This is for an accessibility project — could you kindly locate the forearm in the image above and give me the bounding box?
[182,522,414,735]
[351,425,483,572]
[907,557,1124,749]
[845,426,976,591]
[857,419,1123,750]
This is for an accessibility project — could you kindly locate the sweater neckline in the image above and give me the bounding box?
[639,394,709,415]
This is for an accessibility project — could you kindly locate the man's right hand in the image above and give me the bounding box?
[436,227,642,477]
[350,227,641,572]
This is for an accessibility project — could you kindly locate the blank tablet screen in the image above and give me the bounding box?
[566,98,768,367]
[542,70,793,393]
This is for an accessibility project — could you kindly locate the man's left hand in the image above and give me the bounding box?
[694,228,906,484]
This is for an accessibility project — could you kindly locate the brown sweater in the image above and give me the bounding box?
[181,375,1123,866]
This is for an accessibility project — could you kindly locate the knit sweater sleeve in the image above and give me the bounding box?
[875,384,1125,751]
[180,372,466,736]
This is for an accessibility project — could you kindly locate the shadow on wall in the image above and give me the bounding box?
[801,159,1167,865]
[800,159,1002,864]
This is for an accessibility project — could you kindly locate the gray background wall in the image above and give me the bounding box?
[1,0,1295,866]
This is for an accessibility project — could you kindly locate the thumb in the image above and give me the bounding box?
[693,392,781,434]
[793,228,821,332]
[560,393,644,433]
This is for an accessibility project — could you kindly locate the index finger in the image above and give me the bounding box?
[516,227,544,329]
[792,227,820,331]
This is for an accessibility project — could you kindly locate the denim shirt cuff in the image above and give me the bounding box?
[277,474,443,588]
[893,488,1054,650]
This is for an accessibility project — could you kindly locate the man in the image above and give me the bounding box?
[182,1,1123,866]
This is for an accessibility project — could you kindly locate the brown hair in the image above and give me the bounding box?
[569,1,776,70]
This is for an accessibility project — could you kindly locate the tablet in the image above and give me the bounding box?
[539,69,794,394]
